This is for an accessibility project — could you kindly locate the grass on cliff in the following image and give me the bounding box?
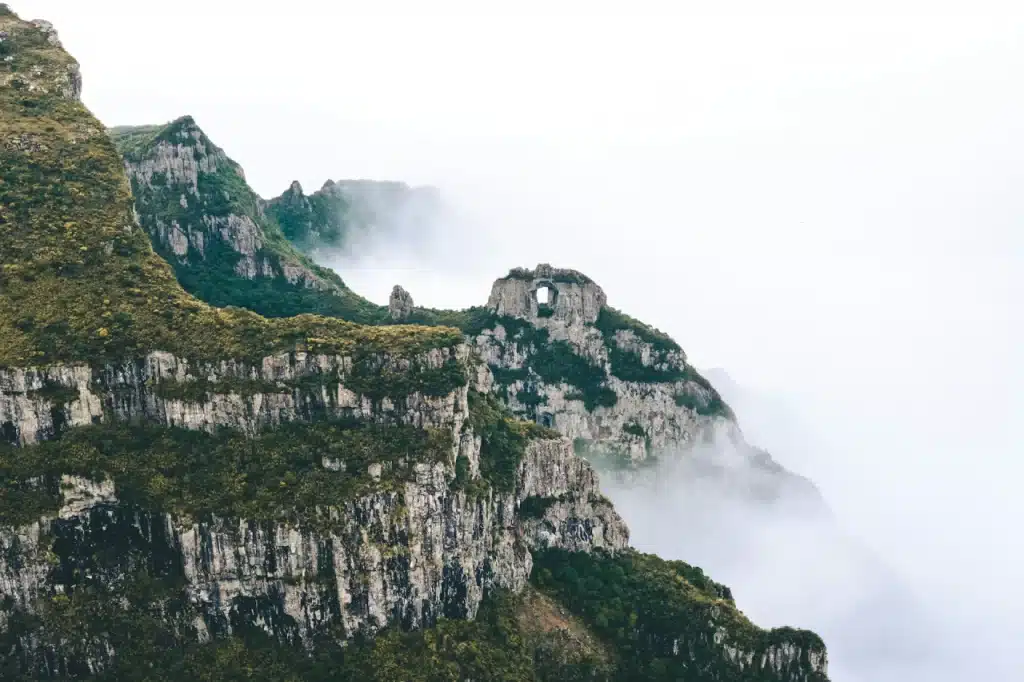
[1,582,611,682]
[464,390,561,494]
[1,545,826,682]
[0,419,453,529]
[111,117,389,325]
[0,12,459,368]
[532,548,829,682]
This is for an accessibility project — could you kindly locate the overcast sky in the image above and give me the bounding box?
[15,1,1024,678]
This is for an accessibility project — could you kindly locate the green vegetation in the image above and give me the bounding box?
[0,419,451,529]
[1,583,610,682]
[594,307,680,354]
[0,20,458,369]
[110,118,388,326]
[467,391,559,492]
[505,267,593,286]
[530,340,617,411]
[264,180,353,251]
[392,305,497,337]
[533,549,828,682]
[604,344,685,383]
[622,421,646,438]
[594,307,690,384]
[674,387,734,419]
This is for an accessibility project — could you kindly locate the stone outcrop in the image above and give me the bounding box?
[475,264,711,461]
[473,264,821,507]
[388,285,414,321]
[487,263,606,326]
[0,13,82,100]
[0,347,468,447]
[116,117,331,287]
[2,436,625,661]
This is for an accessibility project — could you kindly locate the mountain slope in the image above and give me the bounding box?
[0,7,829,681]
[109,118,388,324]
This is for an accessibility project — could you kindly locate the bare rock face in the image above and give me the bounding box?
[389,285,414,321]
[116,117,350,293]
[473,264,819,509]
[487,263,607,326]
[0,347,627,660]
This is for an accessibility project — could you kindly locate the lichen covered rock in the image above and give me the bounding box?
[388,285,414,321]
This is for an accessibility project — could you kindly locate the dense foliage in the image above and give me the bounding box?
[467,391,560,492]
[533,549,828,682]
[110,119,388,326]
[1,583,610,682]
[0,419,452,529]
[674,386,734,419]
[593,307,680,354]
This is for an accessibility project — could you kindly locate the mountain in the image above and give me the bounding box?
[0,7,829,681]
[109,117,387,324]
[266,178,442,258]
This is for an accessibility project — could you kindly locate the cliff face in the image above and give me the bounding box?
[455,264,820,508]
[0,7,828,681]
[0,323,624,670]
[2,422,625,674]
[109,118,386,324]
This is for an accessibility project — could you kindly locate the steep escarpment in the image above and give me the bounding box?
[445,264,817,507]
[0,7,828,681]
[110,118,387,324]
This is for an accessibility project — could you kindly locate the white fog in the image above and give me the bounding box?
[18,1,1024,679]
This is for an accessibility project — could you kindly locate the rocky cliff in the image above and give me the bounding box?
[109,118,387,324]
[0,7,828,681]
[104,114,818,509]
[387,264,820,509]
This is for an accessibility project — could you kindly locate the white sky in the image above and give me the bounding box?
[13,1,1024,678]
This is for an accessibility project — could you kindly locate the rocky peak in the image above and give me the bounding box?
[107,116,385,323]
[487,263,607,327]
[389,284,415,321]
[0,10,81,100]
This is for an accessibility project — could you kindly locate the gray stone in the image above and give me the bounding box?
[486,263,606,326]
[389,285,414,321]
[0,355,627,652]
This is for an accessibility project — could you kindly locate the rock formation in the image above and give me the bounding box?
[388,285,414,321]
[109,117,386,324]
[0,8,828,680]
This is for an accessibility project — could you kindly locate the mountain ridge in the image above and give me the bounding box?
[0,7,829,681]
